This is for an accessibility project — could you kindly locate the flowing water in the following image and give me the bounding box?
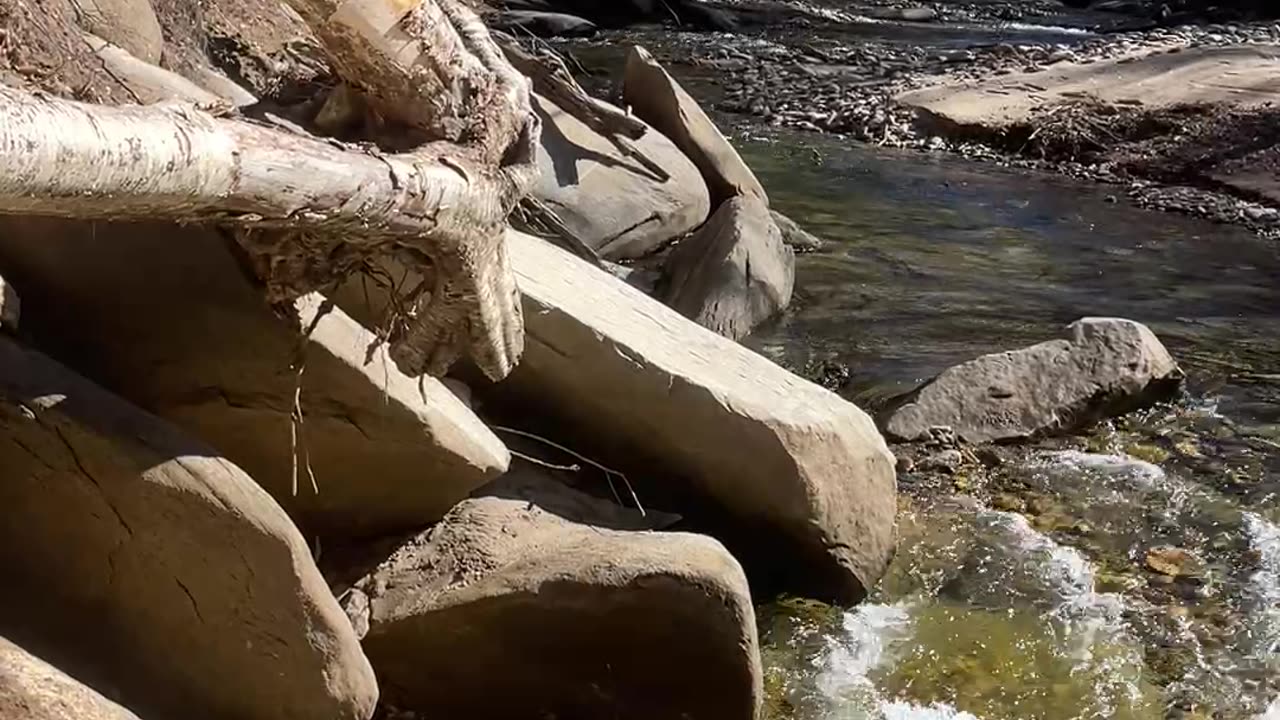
[558,7,1280,716]
[739,132,1280,720]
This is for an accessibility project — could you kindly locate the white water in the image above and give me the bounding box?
[1243,512,1280,660]
[1039,450,1166,488]
[811,511,1144,719]
[816,602,981,720]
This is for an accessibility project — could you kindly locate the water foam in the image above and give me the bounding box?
[1243,512,1280,660]
[880,700,981,720]
[1038,450,1166,488]
[817,602,986,720]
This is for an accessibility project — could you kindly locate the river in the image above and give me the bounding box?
[743,130,1280,720]
[558,5,1280,717]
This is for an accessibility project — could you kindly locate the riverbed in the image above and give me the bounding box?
[743,129,1280,720]
[558,5,1280,717]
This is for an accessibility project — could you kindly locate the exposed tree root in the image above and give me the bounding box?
[0,0,538,380]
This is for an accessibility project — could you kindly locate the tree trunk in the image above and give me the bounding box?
[0,0,536,380]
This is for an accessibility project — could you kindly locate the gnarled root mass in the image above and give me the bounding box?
[0,0,537,380]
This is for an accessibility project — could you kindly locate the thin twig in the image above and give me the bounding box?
[492,425,646,516]
[510,450,581,473]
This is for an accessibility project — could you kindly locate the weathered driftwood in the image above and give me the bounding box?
[0,0,537,380]
[0,85,534,378]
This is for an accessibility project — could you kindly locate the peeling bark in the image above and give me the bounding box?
[0,0,538,380]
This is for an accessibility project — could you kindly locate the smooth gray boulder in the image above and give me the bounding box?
[0,336,377,720]
[337,467,761,720]
[1,635,143,720]
[490,231,896,603]
[883,318,1184,443]
[663,195,795,340]
[532,92,711,259]
[623,46,769,208]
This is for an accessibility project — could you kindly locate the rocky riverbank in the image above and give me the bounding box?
[1,0,1275,718]
[542,2,1280,236]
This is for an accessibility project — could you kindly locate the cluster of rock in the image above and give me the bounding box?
[0,2,892,719]
[0,0,1198,716]
[529,43,807,339]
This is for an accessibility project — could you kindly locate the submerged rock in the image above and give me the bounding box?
[0,336,377,720]
[663,195,795,340]
[1145,546,1198,577]
[532,92,710,259]
[883,318,1183,443]
[339,468,761,720]
[623,45,769,208]
[0,635,142,720]
[493,230,896,603]
[771,210,826,252]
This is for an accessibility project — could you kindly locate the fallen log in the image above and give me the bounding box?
[0,0,538,380]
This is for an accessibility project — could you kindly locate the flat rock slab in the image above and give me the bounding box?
[492,231,896,603]
[1,635,142,720]
[898,45,1280,129]
[0,336,376,720]
[532,92,711,259]
[624,45,769,208]
[0,218,508,538]
[883,317,1183,444]
[341,469,761,720]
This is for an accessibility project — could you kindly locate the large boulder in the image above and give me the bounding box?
[882,318,1184,443]
[623,45,769,208]
[69,0,165,64]
[532,92,710,259]
[663,195,795,340]
[0,219,508,538]
[0,335,377,720]
[0,635,142,720]
[337,467,761,720]
[483,231,896,603]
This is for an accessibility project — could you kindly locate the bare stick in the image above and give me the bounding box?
[491,425,646,516]
[510,451,581,473]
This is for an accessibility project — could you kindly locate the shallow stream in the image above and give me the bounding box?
[560,7,1280,716]
[742,130,1280,720]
